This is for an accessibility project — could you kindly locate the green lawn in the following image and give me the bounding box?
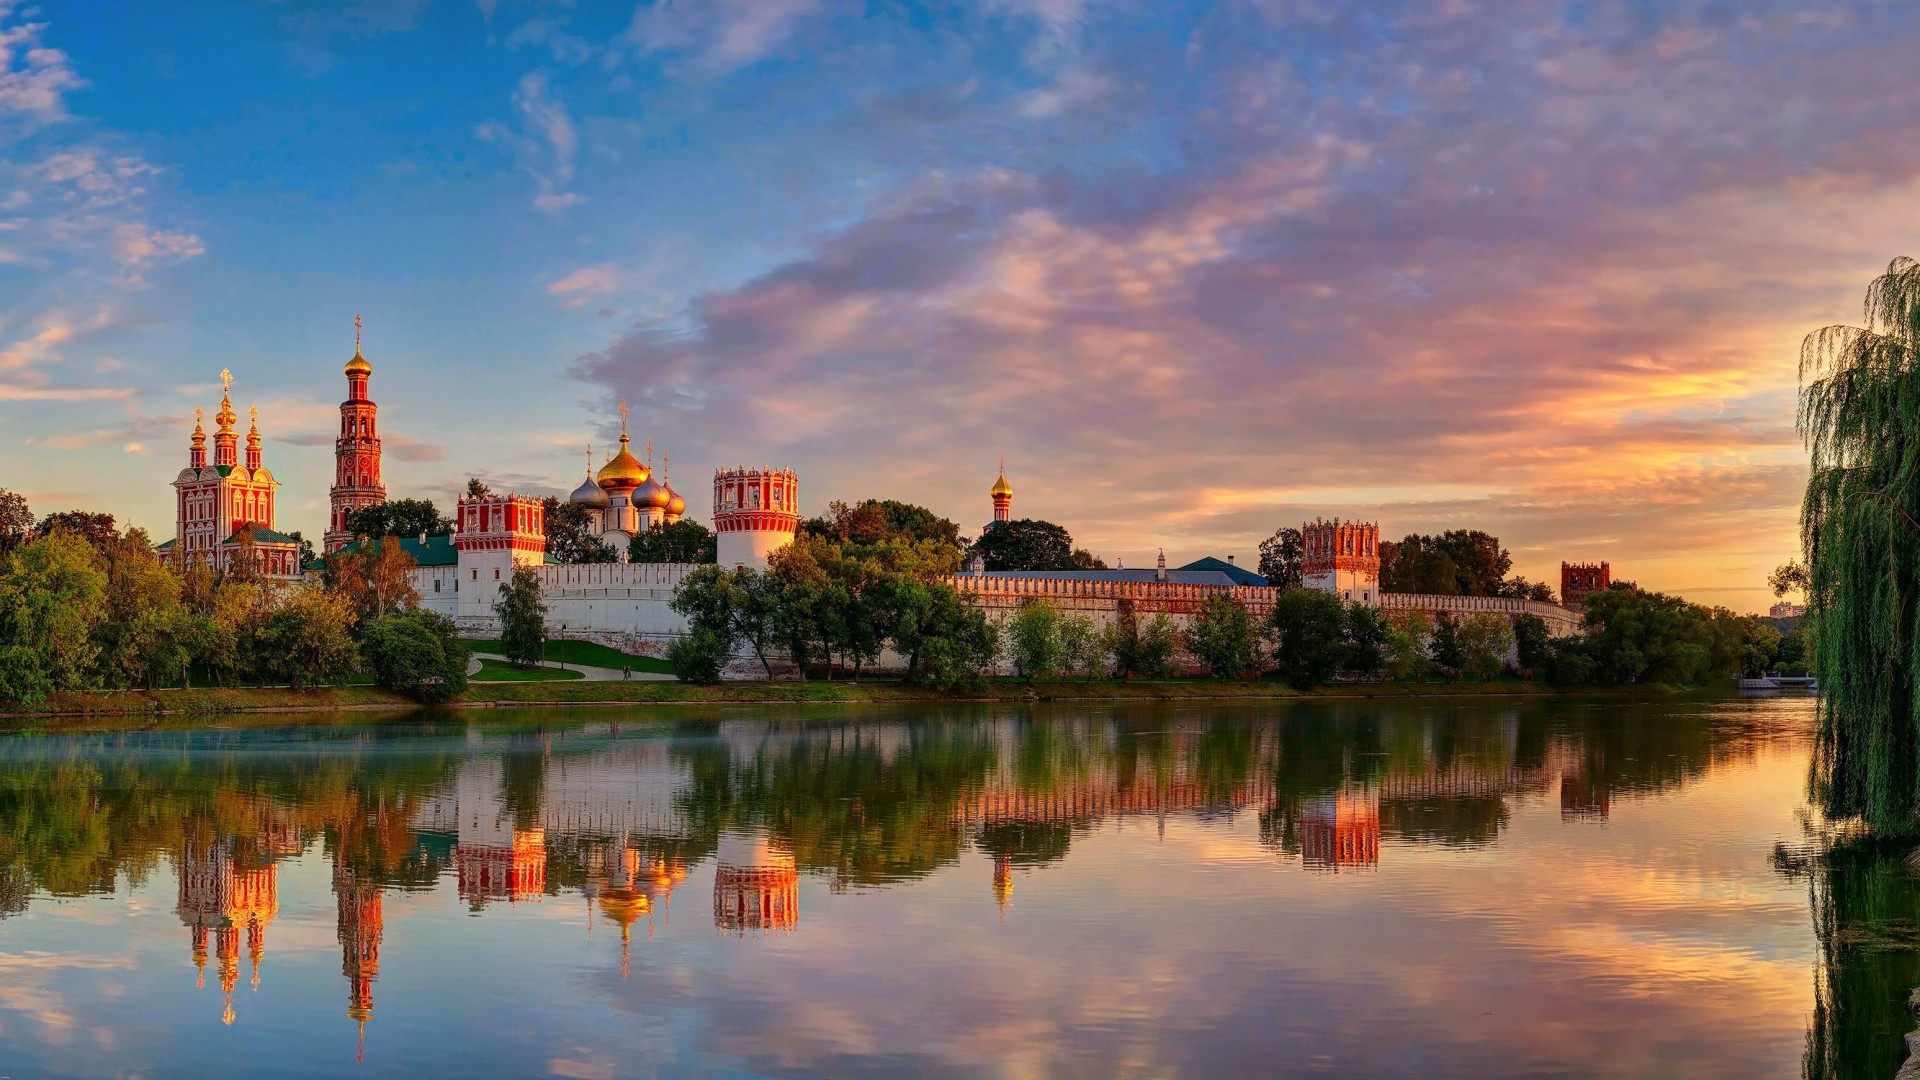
[471,659,586,682]
[461,638,676,674]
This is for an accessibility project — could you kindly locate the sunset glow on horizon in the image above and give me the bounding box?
[6,1,1918,610]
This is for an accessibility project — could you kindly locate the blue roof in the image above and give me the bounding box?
[972,569,1241,587]
[1176,556,1267,586]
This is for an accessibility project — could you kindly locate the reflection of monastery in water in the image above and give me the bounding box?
[713,833,799,935]
[4,711,1656,1065]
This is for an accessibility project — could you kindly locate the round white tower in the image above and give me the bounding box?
[713,466,798,569]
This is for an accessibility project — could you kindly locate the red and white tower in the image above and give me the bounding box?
[325,316,385,553]
[714,466,799,569]
[454,492,547,620]
[1302,518,1381,604]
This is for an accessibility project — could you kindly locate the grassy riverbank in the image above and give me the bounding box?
[0,676,1681,723]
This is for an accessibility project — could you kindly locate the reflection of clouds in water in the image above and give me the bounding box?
[0,701,1829,1075]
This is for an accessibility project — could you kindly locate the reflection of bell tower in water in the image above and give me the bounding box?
[713,832,798,934]
[334,864,384,1062]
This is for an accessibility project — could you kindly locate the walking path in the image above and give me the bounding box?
[467,652,675,682]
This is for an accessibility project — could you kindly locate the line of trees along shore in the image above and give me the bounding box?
[0,485,1799,702]
[0,488,475,706]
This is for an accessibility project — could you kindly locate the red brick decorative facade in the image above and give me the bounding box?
[1561,561,1610,608]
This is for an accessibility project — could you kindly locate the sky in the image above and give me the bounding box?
[4,0,1919,612]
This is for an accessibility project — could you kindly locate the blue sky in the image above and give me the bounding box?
[6,0,1920,608]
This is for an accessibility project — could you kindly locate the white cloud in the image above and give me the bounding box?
[627,0,827,73]
[548,263,620,307]
[1017,69,1113,118]
[0,4,84,120]
[478,70,584,213]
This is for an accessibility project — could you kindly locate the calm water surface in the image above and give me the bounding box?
[0,696,1906,1078]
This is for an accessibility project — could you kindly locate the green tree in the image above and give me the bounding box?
[1428,612,1466,674]
[255,585,357,689]
[1257,527,1303,588]
[1344,604,1387,676]
[1769,559,1809,599]
[324,537,420,626]
[1380,531,1513,596]
[666,625,731,683]
[668,564,741,683]
[1185,594,1260,679]
[629,519,718,563]
[345,498,452,543]
[34,510,118,549]
[1513,612,1552,674]
[1382,609,1432,680]
[361,609,469,703]
[802,499,963,552]
[1457,612,1515,680]
[1056,613,1101,679]
[494,565,548,667]
[0,488,30,553]
[1577,586,1729,686]
[1008,598,1064,679]
[730,567,785,678]
[971,519,1079,571]
[95,529,190,690]
[1266,587,1348,689]
[893,580,999,688]
[1738,617,1783,679]
[466,478,492,498]
[542,498,617,564]
[0,530,109,703]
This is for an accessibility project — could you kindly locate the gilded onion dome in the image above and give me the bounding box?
[662,452,686,517]
[596,434,649,491]
[632,475,671,511]
[344,314,371,375]
[990,469,1013,498]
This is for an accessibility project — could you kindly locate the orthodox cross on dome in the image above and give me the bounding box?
[619,400,630,437]
[646,439,653,467]
[219,368,233,393]
[194,406,203,429]
[662,451,669,481]
[354,313,362,352]
[249,406,258,427]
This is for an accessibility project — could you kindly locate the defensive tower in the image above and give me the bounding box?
[714,466,798,569]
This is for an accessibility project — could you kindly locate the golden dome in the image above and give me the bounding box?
[990,469,1013,498]
[596,434,649,491]
[665,486,686,517]
[600,890,650,937]
[344,347,371,377]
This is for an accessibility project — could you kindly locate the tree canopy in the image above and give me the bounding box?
[541,498,617,564]
[345,498,453,543]
[803,499,963,552]
[1257,527,1303,588]
[970,518,1103,571]
[1798,257,1920,831]
[629,519,718,564]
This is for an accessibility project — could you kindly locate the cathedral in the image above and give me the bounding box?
[156,368,303,578]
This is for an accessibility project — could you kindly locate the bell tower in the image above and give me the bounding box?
[325,315,385,553]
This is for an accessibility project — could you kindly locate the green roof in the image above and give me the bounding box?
[1176,556,1268,587]
[333,533,458,567]
[226,525,301,546]
[155,538,175,551]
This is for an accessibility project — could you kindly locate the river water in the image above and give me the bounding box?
[0,695,1906,1078]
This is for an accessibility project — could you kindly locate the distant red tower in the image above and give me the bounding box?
[325,316,385,553]
[1560,561,1610,608]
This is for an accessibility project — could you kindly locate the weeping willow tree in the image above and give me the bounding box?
[1801,258,1920,832]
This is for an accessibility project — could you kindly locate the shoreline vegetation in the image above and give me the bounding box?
[0,677,1703,724]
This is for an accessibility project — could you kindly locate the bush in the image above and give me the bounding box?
[362,609,469,703]
[1056,613,1101,679]
[1513,613,1551,674]
[1457,613,1516,680]
[1008,598,1064,679]
[1185,594,1261,679]
[667,625,731,683]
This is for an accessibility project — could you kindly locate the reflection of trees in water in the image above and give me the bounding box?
[1778,834,1920,1080]
[0,701,1793,916]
